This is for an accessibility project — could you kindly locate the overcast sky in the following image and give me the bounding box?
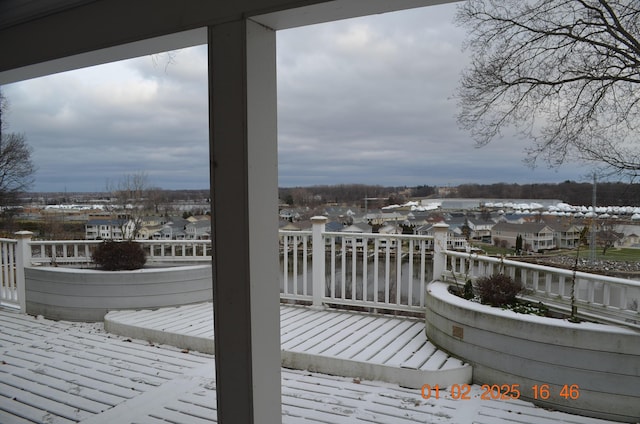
[3,3,587,193]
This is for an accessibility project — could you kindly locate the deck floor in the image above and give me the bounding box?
[0,307,619,423]
[105,303,471,388]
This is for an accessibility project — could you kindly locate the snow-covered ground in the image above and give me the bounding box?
[0,309,621,424]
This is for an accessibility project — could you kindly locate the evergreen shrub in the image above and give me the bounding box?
[475,273,523,306]
[92,240,146,270]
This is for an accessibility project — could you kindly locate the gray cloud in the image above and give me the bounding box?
[3,3,584,192]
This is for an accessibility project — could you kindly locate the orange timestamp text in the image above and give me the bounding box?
[421,383,580,401]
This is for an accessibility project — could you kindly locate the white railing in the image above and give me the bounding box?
[280,217,436,313]
[139,240,211,262]
[1,225,639,328]
[28,239,212,265]
[0,238,19,308]
[280,229,312,302]
[442,250,640,329]
[0,233,29,310]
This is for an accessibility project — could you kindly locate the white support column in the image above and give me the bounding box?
[14,231,33,312]
[311,216,327,308]
[209,19,280,424]
[431,223,449,282]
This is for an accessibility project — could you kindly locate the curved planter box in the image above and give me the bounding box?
[425,281,640,423]
[25,264,212,322]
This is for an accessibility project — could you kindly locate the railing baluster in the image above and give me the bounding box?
[408,240,414,307]
[558,275,565,298]
[373,238,379,304]
[603,283,610,307]
[362,236,367,302]
[330,236,336,299]
[8,244,15,295]
[2,243,9,299]
[341,237,347,300]
[283,235,289,296]
[619,285,626,310]
[396,241,401,306]
[351,237,357,301]
[587,280,595,303]
[384,241,391,304]
[292,235,298,296]
[302,234,308,297]
[419,239,425,307]
[1,243,8,300]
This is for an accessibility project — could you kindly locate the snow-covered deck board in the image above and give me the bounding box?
[0,308,619,423]
[105,303,472,388]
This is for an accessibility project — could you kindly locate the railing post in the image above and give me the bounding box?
[432,223,449,282]
[14,231,33,313]
[311,216,327,309]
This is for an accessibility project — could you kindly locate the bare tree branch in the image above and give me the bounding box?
[0,88,35,205]
[456,0,640,176]
[106,171,152,240]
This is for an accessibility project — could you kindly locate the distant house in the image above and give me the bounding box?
[377,223,401,235]
[185,219,211,240]
[85,218,134,240]
[466,218,495,243]
[414,224,469,251]
[321,207,356,225]
[341,223,372,249]
[617,233,640,248]
[279,209,301,222]
[548,222,584,249]
[377,224,403,248]
[365,211,405,226]
[492,222,556,252]
[403,211,431,228]
[614,224,640,248]
[137,224,164,240]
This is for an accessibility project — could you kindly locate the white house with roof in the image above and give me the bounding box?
[85,218,135,240]
[548,221,584,249]
[492,222,556,252]
[414,224,469,251]
[185,219,211,240]
[137,224,164,240]
[466,218,495,243]
[341,222,372,249]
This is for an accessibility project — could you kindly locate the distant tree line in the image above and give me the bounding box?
[455,181,640,206]
[279,181,640,208]
[279,184,438,208]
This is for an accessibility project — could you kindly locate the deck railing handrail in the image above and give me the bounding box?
[2,225,639,329]
[444,250,640,288]
[443,249,640,329]
[28,239,212,265]
[280,217,438,313]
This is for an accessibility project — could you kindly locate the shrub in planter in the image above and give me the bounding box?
[92,240,146,270]
[462,280,474,300]
[475,273,523,306]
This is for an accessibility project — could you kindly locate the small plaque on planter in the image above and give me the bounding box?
[452,325,464,340]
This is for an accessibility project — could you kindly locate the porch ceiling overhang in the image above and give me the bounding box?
[0,0,455,85]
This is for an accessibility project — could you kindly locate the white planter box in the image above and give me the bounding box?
[25,265,212,322]
[425,281,640,423]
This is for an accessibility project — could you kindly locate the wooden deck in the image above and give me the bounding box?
[0,307,620,423]
[105,303,471,389]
